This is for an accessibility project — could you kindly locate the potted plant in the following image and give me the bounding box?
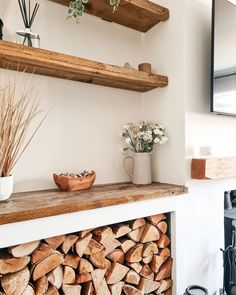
[121,120,168,185]
[0,81,44,201]
[68,0,120,21]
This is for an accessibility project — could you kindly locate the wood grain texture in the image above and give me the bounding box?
[191,157,236,179]
[0,40,168,92]
[50,0,169,32]
[0,183,187,225]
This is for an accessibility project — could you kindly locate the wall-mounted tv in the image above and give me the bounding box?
[211,0,236,116]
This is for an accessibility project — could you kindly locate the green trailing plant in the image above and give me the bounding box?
[68,0,120,21]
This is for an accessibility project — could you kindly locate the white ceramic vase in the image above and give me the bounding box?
[0,175,13,201]
[123,152,152,185]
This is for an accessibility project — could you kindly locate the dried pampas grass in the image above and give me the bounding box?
[0,80,45,177]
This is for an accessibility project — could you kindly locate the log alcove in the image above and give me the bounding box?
[0,213,172,295]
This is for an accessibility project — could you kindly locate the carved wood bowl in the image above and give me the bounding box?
[53,171,96,192]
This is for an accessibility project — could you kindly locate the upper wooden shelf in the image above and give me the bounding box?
[191,157,236,180]
[0,182,187,225]
[50,0,169,32]
[0,41,168,92]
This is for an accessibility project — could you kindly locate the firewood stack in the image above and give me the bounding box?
[0,213,172,295]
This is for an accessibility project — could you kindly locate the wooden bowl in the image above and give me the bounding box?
[53,171,96,192]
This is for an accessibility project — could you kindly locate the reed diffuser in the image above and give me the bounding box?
[16,0,40,48]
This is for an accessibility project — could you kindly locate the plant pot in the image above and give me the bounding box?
[0,175,14,201]
[53,172,96,192]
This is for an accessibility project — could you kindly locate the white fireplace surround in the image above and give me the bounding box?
[0,193,187,295]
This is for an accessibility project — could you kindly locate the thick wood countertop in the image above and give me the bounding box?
[0,183,188,225]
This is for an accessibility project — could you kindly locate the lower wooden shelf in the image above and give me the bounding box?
[0,40,168,92]
[0,182,187,225]
[191,157,236,180]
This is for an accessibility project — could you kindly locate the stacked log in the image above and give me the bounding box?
[0,214,172,295]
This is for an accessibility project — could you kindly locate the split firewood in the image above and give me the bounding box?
[164,288,172,295]
[84,239,104,255]
[138,278,161,293]
[157,235,170,249]
[155,258,173,281]
[62,284,82,295]
[104,239,121,256]
[157,221,168,234]
[107,249,125,264]
[140,224,160,243]
[156,279,173,294]
[126,262,142,274]
[93,227,115,249]
[31,244,54,265]
[113,224,131,239]
[44,286,59,295]
[1,267,30,295]
[9,240,40,258]
[63,266,76,284]
[143,242,158,257]
[32,252,64,281]
[61,235,79,254]
[47,265,63,289]
[147,214,166,226]
[104,259,112,276]
[0,253,30,275]
[82,281,95,295]
[35,276,48,295]
[124,270,140,285]
[79,259,94,274]
[123,284,142,295]
[150,255,167,273]
[97,278,111,295]
[91,269,106,292]
[63,254,80,269]
[142,255,153,264]
[75,273,91,284]
[108,281,124,295]
[125,244,143,263]
[106,262,129,285]
[140,264,154,280]
[90,250,106,269]
[119,239,136,254]
[75,233,92,258]
[45,235,66,250]
[128,225,145,243]
[22,285,35,295]
[160,248,171,258]
[130,218,146,230]
[80,229,94,238]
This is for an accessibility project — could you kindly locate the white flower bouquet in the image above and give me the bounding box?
[121,120,168,153]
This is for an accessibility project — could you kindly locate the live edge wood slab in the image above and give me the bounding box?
[0,183,187,226]
[50,0,169,33]
[0,40,168,92]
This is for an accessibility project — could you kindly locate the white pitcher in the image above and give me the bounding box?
[123,153,152,185]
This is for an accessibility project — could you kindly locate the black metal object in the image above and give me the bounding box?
[184,285,208,295]
[225,191,233,210]
[0,19,3,40]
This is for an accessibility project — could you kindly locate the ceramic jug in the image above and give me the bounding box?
[123,153,152,185]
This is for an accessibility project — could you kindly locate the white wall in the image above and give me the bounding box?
[0,0,144,191]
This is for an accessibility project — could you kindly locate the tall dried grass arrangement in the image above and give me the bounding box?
[0,81,44,177]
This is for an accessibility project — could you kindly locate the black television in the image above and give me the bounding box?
[211,0,236,116]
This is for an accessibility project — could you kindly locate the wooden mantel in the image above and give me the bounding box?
[0,183,187,226]
[0,40,168,92]
[50,0,169,32]
[191,157,236,180]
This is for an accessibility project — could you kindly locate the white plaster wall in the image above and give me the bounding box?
[0,0,144,191]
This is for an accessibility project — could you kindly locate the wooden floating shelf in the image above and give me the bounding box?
[50,0,169,32]
[191,157,236,180]
[0,41,168,92]
[0,182,187,225]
